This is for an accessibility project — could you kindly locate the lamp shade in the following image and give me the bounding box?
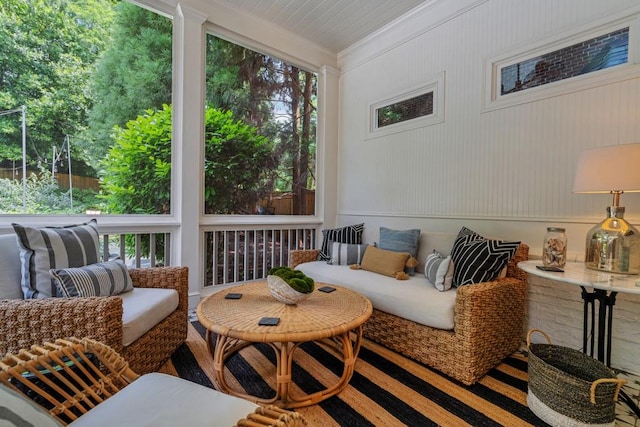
[573,143,640,193]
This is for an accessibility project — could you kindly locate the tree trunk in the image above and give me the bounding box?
[288,66,302,215]
[299,70,313,215]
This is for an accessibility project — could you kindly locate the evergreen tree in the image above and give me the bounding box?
[86,2,172,165]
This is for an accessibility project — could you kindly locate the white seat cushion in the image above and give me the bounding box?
[120,288,178,346]
[68,373,258,427]
[296,261,457,330]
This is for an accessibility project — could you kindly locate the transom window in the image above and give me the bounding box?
[367,72,445,138]
[500,27,629,96]
[485,13,639,111]
[376,92,434,128]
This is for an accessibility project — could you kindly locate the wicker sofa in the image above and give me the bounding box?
[0,234,188,375]
[290,232,529,385]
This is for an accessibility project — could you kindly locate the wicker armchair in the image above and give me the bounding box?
[0,266,189,375]
[0,337,306,426]
[289,243,530,385]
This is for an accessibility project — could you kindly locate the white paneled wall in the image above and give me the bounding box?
[337,0,640,375]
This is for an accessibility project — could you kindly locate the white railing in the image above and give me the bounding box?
[204,226,317,287]
[1,217,319,290]
[99,232,171,268]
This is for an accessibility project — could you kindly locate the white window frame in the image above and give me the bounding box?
[483,11,640,112]
[367,71,445,139]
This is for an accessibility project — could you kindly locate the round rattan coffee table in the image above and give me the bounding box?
[196,281,373,408]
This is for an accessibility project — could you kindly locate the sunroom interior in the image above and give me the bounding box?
[3,0,640,416]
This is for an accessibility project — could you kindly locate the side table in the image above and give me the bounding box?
[519,260,640,417]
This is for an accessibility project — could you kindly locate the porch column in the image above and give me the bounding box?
[316,65,340,231]
[172,4,207,308]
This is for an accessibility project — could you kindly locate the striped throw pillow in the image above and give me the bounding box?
[12,219,100,298]
[424,250,454,291]
[318,223,364,261]
[328,242,368,266]
[51,259,133,298]
[450,227,520,287]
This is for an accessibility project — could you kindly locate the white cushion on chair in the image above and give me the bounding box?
[120,288,178,346]
[68,373,258,427]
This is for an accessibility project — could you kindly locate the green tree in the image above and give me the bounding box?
[203,108,275,214]
[206,36,278,131]
[100,105,172,215]
[86,2,172,165]
[205,35,317,213]
[101,104,274,215]
[0,0,115,176]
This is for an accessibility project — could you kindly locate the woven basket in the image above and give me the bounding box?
[526,329,626,427]
[267,275,311,305]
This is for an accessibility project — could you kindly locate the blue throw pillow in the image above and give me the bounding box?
[378,227,420,258]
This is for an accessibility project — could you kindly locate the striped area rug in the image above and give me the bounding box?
[159,322,548,426]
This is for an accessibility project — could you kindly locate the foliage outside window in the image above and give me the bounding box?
[0,0,173,215]
[205,34,317,216]
[0,1,316,217]
[500,28,629,95]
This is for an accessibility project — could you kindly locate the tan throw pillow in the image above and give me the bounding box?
[360,246,410,278]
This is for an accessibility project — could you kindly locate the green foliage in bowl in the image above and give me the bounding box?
[268,266,315,294]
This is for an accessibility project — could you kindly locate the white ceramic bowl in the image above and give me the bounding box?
[267,275,311,305]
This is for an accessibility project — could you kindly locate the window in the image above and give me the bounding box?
[367,72,445,139]
[204,33,317,216]
[0,1,173,215]
[500,28,629,96]
[377,92,434,128]
[485,13,639,110]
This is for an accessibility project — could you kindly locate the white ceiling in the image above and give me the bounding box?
[216,0,431,53]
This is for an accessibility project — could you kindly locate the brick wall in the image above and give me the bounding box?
[525,274,640,375]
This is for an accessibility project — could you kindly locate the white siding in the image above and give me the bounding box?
[337,0,640,375]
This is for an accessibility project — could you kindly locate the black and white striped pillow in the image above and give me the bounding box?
[450,227,520,287]
[12,219,100,298]
[51,259,133,298]
[318,223,364,261]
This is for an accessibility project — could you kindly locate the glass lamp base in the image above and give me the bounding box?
[584,206,640,275]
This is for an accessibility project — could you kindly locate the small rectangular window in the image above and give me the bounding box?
[484,14,640,111]
[376,92,434,128]
[368,71,444,138]
[500,28,629,96]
